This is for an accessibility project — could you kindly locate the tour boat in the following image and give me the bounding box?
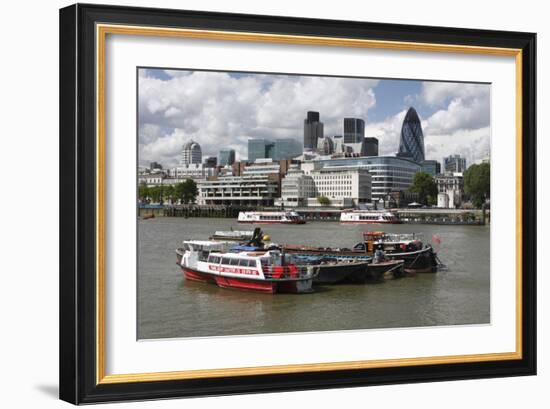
[340,210,402,224]
[209,230,256,241]
[176,240,315,293]
[238,211,306,224]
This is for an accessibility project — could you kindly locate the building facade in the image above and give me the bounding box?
[180,140,202,165]
[398,107,425,163]
[168,163,217,180]
[303,111,324,150]
[444,154,467,173]
[421,159,441,176]
[271,138,303,160]
[307,156,421,201]
[435,172,464,208]
[364,137,379,156]
[248,138,302,161]
[279,169,316,207]
[203,156,217,168]
[219,149,236,166]
[197,175,279,206]
[310,166,372,206]
[343,118,365,144]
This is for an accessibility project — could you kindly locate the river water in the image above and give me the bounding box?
[137,217,490,339]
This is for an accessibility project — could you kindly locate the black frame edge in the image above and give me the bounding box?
[59,3,537,404]
[59,3,78,405]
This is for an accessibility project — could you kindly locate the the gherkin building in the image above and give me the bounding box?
[398,107,425,163]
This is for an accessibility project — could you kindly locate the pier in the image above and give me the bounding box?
[139,204,489,225]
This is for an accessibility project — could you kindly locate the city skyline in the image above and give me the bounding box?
[138,68,491,168]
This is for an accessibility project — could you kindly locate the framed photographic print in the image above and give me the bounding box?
[59,3,536,404]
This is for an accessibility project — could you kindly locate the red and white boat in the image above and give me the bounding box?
[340,210,402,224]
[176,241,315,293]
[238,211,306,224]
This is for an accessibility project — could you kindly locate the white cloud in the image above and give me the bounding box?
[138,71,491,169]
[138,70,378,167]
[365,81,491,166]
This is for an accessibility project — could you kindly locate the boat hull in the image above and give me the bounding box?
[181,266,312,293]
[367,260,405,281]
[283,246,438,273]
[385,247,438,273]
[238,220,306,225]
[312,262,369,284]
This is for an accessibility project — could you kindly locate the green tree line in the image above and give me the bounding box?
[139,179,198,204]
[464,162,490,208]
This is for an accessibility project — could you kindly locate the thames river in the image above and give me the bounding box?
[137,217,490,339]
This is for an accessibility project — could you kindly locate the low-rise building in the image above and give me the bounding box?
[309,165,372,207]
[278,169,315,207]
[167,163,217,179]
[435,172,464,208]
[197,175,279,206]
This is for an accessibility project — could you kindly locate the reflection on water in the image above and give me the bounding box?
[137,218,490,339]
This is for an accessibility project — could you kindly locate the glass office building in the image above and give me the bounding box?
[248,139,270,162]
[343,118,365,144]
[313,156,421,200]
[303,111,324,150]
[248,138,302,162]
[398,107,425,163]
[272,138,302,160]
[219,149,236,166]
[421,159,441,176]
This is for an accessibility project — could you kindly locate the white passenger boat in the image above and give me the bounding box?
[340,210,402,224]
[238,211,306,224]
[176,240,315,293]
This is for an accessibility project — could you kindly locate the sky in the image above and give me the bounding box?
[138,68,491,168]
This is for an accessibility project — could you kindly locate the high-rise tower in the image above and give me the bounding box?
[303,111,324,150]
[398,107,425,163]
[343,118,365,144]
[180,140,202,165]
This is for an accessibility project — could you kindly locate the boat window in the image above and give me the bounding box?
[230,258,240,266]
[208,255,220,263]
[221,257,231,265]
[238,259,249,266]
[198,251,209,262]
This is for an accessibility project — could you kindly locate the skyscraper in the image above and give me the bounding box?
[180,140,202,165]
[219,149,236,166]
[303,111,324,150]
[398,107,425,163]
[343,118,365,144]
[444,154,467,173]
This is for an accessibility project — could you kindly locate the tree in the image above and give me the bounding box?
[317,196,330,206]
[149,185,164,204]
[138,182,150,202]
[464,162,490,208]
[163,185,175,204]
[175,179,198,204]
[409,172,438,205]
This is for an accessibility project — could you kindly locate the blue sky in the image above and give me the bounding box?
[138,68,491,167]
